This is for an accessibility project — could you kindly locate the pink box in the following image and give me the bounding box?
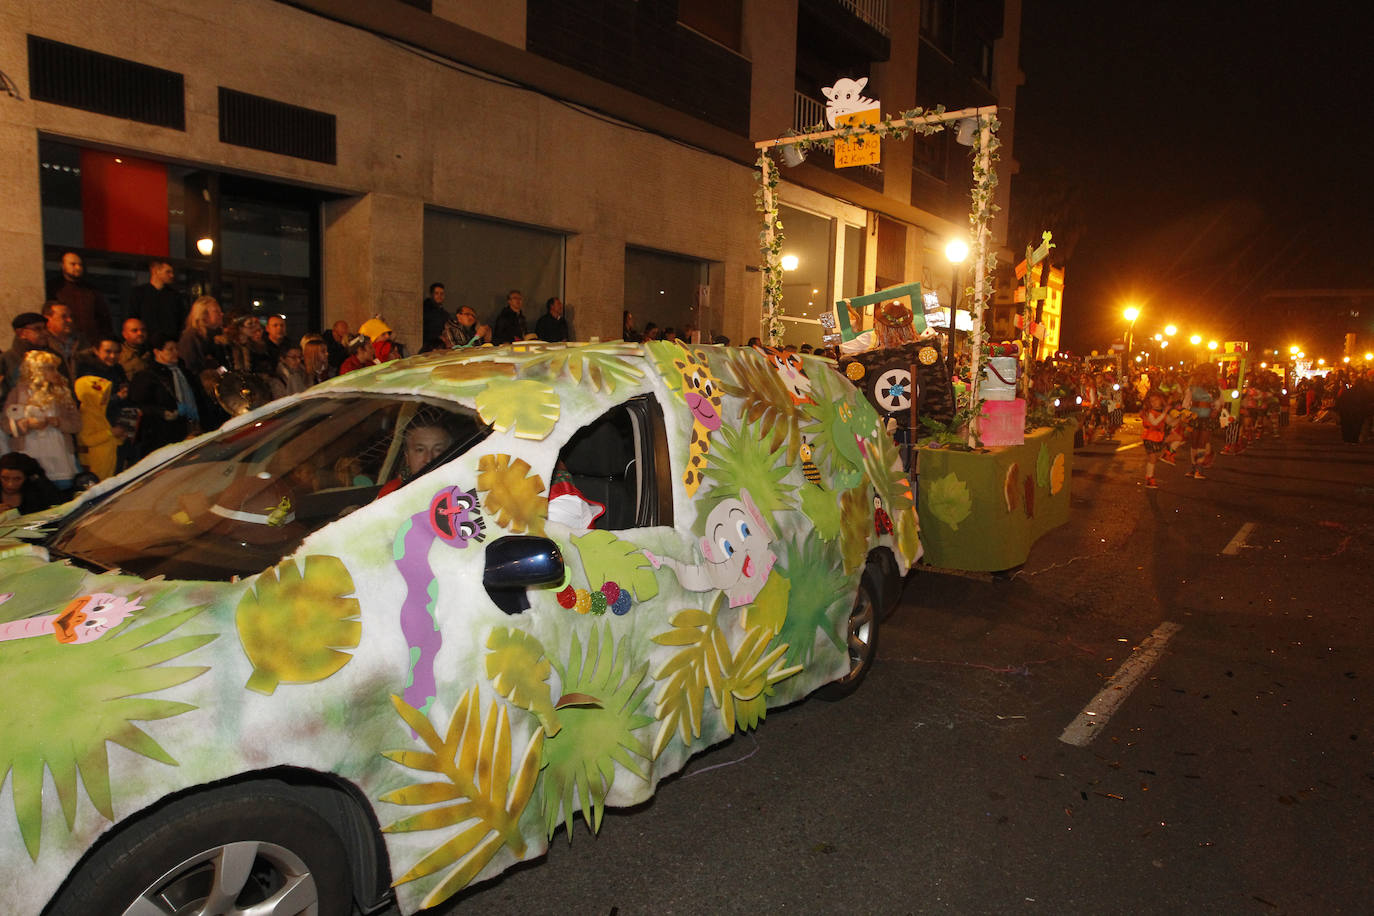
[980,398,1026,447]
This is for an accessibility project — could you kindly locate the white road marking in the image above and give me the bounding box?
[1115,441,1142,452]
[1221,522,1257,556]
[1059,621,1183,747]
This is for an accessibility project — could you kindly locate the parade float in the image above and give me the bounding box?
[754,94,1074,572]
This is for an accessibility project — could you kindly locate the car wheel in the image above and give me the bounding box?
[48,780,357,916]
[819,567,881,700]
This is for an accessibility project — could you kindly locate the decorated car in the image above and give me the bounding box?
[0,340,919,914]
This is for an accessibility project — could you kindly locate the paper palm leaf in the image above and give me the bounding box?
[541,625,652,839]
[649,603,723,759]
[719,349,803,462]
[0,600,215,859]
[771,536,847,668]
[520,344,645,394]
[381,687,544,909]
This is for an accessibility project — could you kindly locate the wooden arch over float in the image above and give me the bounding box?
[753,104,1000,445]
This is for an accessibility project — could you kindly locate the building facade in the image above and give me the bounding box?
[1,0,1021,348]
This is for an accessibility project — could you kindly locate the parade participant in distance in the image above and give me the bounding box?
[1182,364,1221,478]
[1140,388,1169,489]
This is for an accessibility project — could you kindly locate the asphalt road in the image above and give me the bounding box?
[441,413,1373,915]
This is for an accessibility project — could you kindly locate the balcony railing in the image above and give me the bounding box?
[837,0,890,37]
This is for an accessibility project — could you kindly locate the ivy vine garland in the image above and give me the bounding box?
[756,106,999,366]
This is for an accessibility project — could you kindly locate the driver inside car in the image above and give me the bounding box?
[377,413,457,499]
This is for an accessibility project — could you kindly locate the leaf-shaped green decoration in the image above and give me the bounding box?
[476,455,547,535]
[236,555,361,695]
[770,536,847,668]
[649,601,724,759]
[520,344,645,394]
[1036,442,1051,488]
[541,625,652,839]
[837,485,872,575]
[718,349,804,463]
[484,627,560,736]
[570,530,659,602]
[0,599,215,859]
[382,688,544,909]
[715,624,801,734]
[428,360,516,396]
[927,473,973,531]
[474,378,560,440]
[799,485,842,541]
[894,504,921,567]
[0,561,86,624]
[743,570,790,636]
[695,421,796,536]
[800,372,867,475]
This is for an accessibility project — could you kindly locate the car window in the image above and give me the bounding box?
[552,395,672,530]
[49,395,487,581]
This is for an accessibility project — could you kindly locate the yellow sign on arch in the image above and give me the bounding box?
[834,109,881,168]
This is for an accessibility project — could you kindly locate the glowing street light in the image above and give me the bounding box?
[1207,340,1218,351]
[1165,324,1177,337]
[1289,345,1300,355]
[1366,352,1374,361]
[1190,334,1202,346]
[1123,306,1141,358]
[1153,333,1164,342]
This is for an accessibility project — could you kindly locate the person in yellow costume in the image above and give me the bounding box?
[74,374,122,480]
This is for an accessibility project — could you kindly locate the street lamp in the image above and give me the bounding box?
[1123,306,1140,361]
[1165,324,1177,337]
[945,240,968,378]
[1208,340,1218,351]
[1189,334,1202,345]
[1289,345,1300,355]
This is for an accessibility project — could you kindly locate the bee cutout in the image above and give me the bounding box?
[800,438,822,486]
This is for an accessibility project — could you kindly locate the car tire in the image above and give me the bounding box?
[819,566,881,701]
[47,780,358,916]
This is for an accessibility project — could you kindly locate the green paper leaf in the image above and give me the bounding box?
[475,378,560,440]
[799,485,841,541]
[484,627,560,736]
[1036,443,1051,487]
[927,473,973,531]
[571,530,659,602]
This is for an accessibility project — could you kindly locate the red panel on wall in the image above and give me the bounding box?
[80,150,168,256]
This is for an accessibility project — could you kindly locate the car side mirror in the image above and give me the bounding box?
[483,535,565,614]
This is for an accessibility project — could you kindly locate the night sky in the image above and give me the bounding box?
[1012,3,1374,354]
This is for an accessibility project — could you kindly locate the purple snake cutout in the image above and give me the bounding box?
[394,486,484,711]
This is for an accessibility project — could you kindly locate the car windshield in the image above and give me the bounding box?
[49,394,487,581]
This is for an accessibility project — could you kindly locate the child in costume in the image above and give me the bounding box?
[1140,389,1168,489]
[1182,365,1221,478]
[74,375,121,480]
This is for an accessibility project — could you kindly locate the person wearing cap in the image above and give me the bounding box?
[338,334,376,375]
[3,311,54,392]
[358,317,398,362]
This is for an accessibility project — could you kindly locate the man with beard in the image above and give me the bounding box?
[50,251,113,346]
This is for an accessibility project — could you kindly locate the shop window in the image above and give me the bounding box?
[624,248,712,341]
[423,210,565,326]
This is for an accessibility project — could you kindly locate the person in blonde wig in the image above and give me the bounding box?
[4,350,82,488]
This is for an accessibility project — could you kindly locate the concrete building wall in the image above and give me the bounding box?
[0,0,765,341]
